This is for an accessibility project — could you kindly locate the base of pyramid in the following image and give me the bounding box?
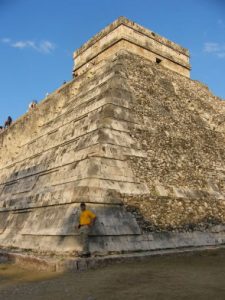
[1,231,225,272]
[1,225,225,255]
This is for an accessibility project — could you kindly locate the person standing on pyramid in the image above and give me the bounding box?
[4,116,12,128]
[77,202,97,257]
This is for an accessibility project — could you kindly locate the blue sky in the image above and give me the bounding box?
[0,0,224,125]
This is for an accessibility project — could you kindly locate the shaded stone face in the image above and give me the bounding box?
[120,51,225,231]
[0,18,225,255]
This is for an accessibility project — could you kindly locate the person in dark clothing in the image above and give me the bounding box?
[4,116,12,128]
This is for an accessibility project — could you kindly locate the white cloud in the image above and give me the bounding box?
[1,38,55,54]
[204,42,225,59]
[1,38,11,43]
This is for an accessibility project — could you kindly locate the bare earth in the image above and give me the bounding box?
[1,249,225,300]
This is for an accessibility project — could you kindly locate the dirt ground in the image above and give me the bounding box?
[1,249,225,300]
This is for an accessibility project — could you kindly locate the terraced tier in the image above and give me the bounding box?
[0,53,149,253]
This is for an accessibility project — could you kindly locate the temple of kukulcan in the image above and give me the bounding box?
[1,17,225,255]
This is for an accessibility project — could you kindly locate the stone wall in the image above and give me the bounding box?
[124,195,225,232]
[0,53,149,253]
[117,50,225,231]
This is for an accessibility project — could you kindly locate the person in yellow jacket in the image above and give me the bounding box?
[77,202,97,257]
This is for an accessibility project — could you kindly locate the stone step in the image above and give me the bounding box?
[0,64,129,165]
[0,185,124,210]
[0,143,146,186]
[0,203,141,244]
[40,74,132,133]
[0,175,148,210]
[1,123,141,176]
[20,103,138,151]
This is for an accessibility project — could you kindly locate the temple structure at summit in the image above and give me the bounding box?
[73,17,190,78]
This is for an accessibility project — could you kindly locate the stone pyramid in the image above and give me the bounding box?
[1,17,225,255]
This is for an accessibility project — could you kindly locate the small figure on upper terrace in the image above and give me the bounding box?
[4,116,12,128]
[0,126,3,133]
[28,100,37,111]
[77,202,97,258]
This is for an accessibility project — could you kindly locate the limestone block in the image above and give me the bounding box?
[74,178,149,194]
[155,184,169,197]
[0,212,10,234]
[172,187,187,199]
[20,204,141,236]
[100,104,139,124]
[98,128,140,148]
[210,225,225,233]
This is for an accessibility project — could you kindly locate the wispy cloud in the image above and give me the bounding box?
[1,38,11,43]
[204,42,225,59]
[204,42,220,52]
[217,52,225,58]
[12,40,36,49]
[1,38,55,54]
[38,41,55,54]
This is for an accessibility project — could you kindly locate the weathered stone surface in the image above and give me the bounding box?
[120,49,225,233]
